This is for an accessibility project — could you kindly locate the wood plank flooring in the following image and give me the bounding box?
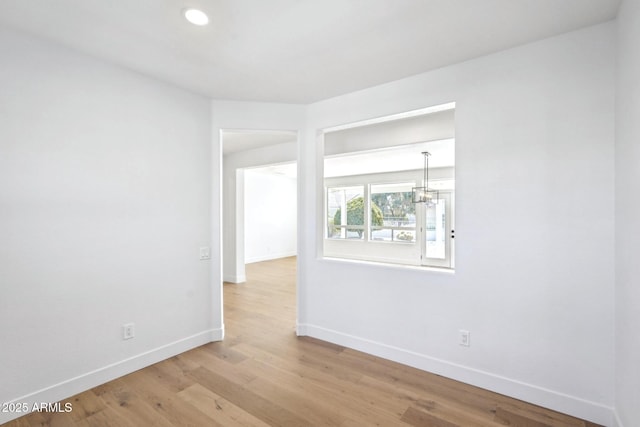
[4,256,602,426]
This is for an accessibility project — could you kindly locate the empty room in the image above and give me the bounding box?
[1,1,639,426]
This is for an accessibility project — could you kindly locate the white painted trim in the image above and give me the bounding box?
[296,323,307,337]
[613,410,624,427]
[0,329,223,425]
[323,102,456,133]
[223,274,247,283]
[245,252,297,264]
[297,323,615,427]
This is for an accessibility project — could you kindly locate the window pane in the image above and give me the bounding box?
[370,183,416,243]
[327,186,364,239]
[425,198,446,258]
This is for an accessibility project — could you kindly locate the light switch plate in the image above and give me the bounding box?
[199,247,211,260]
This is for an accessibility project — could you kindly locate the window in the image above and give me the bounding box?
[326,186,364,239]
[324,170,455,269]
[370,183,416,243]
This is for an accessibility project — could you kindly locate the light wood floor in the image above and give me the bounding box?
[5,256,601,427]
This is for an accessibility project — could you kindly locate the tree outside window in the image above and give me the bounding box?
[370,183,416,242]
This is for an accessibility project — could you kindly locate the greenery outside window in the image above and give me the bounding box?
[327,186,365,239]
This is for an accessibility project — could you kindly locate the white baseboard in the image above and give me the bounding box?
[245,251,297,264]
[0,328,223,425]
[223,274,246,283]
[297,323,615,427]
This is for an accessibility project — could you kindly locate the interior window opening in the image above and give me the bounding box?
[322,104,455,269]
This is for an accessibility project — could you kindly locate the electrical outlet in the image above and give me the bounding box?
[459,329,470,347]
[199,246,211,260]
[123,323,135,340]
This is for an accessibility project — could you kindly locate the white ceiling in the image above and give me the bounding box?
[0,0,620,104]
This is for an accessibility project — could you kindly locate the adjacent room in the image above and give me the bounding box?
[1,1,639,426]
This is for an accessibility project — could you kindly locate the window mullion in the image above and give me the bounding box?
[364,184,370,242]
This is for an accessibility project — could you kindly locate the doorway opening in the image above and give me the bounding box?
[221,128,298,281]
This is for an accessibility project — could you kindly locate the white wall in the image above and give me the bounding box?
[0,27,217,423]
[299,22,616,425]
[244,169,297,263]
[615,1,640,426]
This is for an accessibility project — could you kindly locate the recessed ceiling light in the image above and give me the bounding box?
[184,8,209,26]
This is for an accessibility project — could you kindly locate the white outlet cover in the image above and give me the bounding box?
[123,323,135,340]
[459,329,470,347]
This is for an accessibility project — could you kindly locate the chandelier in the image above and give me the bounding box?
[412,151,439,206]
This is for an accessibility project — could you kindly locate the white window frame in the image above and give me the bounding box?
[326,185,366,240]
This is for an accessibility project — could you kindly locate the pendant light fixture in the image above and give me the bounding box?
[412,151,439,205]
